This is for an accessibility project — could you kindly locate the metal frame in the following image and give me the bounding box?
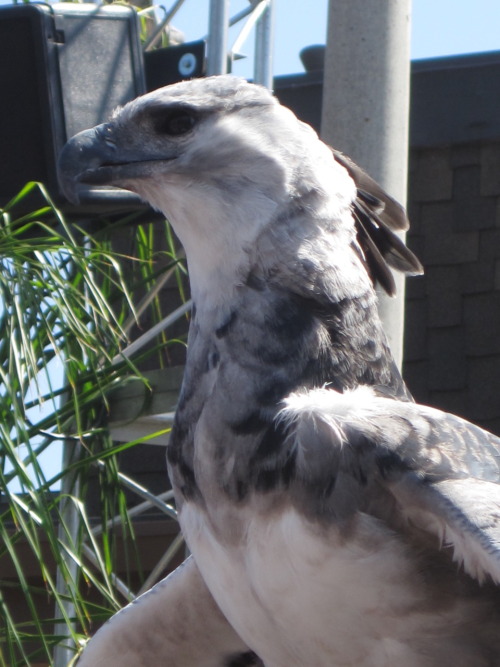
[207,0,275,87]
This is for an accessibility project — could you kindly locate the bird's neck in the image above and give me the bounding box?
[158,139,358,312]
[158,178,283,312]
[179,185,400,392]
[167,185,406,505]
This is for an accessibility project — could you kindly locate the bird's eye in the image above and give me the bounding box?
[155,109,197,136]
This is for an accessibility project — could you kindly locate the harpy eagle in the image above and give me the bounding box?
[60,76,500,666]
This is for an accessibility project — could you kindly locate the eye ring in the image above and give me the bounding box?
[155,108,197,136]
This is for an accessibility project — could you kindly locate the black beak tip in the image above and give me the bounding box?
[58,124,111,205]
[58,174,82,206]
[57,142,83,205]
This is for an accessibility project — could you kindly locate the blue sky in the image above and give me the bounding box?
[2,0,499,76]
[170,0,500,78]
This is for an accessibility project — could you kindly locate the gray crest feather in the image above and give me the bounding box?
[332,150,424,296]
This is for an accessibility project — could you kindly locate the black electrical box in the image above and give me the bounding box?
[0,2,146,213]
[145,40,206,91]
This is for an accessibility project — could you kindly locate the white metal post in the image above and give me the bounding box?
[253,0,275,89]
[207,0,230,75]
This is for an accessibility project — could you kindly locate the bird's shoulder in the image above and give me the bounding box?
[280,386,500,584]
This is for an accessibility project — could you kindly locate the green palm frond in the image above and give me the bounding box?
[0,183,185,666]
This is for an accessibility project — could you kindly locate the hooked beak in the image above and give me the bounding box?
[58,122,176,205]
[58,124,122,204]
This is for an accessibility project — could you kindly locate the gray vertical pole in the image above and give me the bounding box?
[254,0,275,89]
[53,442,82,667]
[320,0,412,368]
[207,0,230,75]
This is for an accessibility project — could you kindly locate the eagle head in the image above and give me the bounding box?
[59,75,350,218]
[58,75,420,301]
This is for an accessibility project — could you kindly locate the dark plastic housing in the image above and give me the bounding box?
[0,2,146,213]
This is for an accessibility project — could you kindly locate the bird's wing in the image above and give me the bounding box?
[388,476,500,584]
[332,150,424,296]
[281,386,500,585]
[77,555,262,667]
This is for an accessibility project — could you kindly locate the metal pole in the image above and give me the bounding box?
[320,0,412,368]
[207,0,230,75]
[253,0,275,89]
[53,441,82,667]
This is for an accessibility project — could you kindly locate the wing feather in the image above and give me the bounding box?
[388,476,500,584]
[281,386,500,585]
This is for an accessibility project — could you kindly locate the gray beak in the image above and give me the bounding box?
[58,124,117,204]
